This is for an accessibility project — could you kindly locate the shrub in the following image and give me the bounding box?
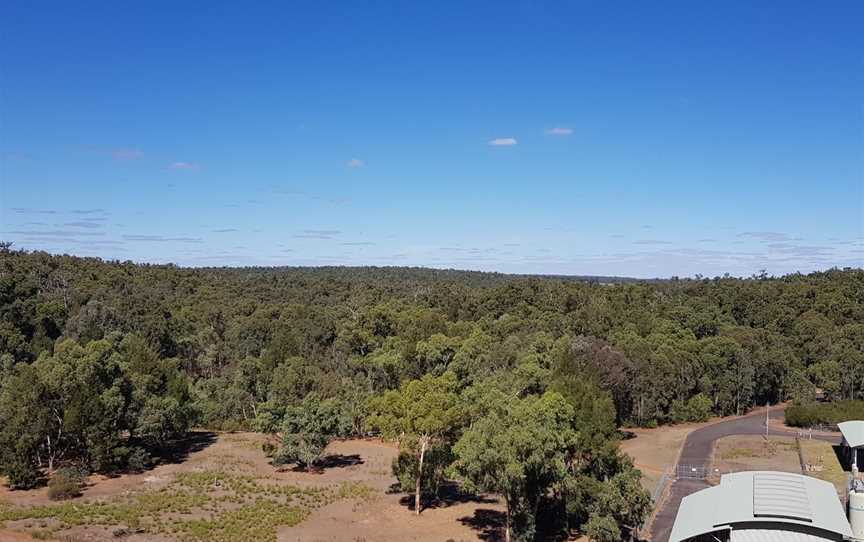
[126,447,151,473]
[786,400,864,428]
[586,514,620,542]
[47,467,87,500]
[3,459,41,489]
[671,393,713,423]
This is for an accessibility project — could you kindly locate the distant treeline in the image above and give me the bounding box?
[1,245,862,540]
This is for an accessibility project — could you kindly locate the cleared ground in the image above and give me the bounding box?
[711,435,801,475]
[0,433,504,542]
[620,424,695,494]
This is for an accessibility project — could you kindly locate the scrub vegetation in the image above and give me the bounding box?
[0,468,371,542]
[1,245,862,540]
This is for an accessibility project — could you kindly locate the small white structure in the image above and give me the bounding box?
[849,479,864,541]
[838,421,864,473]
[670,471,853,542]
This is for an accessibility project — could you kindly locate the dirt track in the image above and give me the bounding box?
[648,407,841,542]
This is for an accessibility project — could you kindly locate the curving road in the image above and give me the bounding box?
[648,407,841,542]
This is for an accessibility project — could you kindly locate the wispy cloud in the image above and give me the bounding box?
[341,241,375,246]
[293,235,332,239]
[170,162,200,171]
[546,127,573,136]
[71,208,109,215]
[7,230,105,237]
[267,186,352,206]
[64,221,104,228]
[123,234,202,243]
[488,138,517,146]
[11,208,58,215]
[212,228,238,233]
[634,240,674,245]
[347,158,365,168]
[738,231,793,242]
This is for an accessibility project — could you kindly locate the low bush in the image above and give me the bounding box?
[47,467,87,501]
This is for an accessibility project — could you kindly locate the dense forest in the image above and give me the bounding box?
[1,244,862,540]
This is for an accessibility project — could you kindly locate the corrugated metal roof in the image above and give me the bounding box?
[838,420,864,448]
[669,471,853,542]
[732,529,836,542]
[752,472,812,521]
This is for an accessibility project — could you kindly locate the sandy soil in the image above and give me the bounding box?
[278,439,505,542]
[0,433,504,542]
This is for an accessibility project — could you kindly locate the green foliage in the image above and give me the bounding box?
[0,248,862,539]
[0,334,192,483]
[786,400,864,427]
[452,391,578,540]
[585,514,620,542]
[671,393,713,423]
[391,442,453,497]
[47,467,86,500]
[272,393,350,470]
[367,371,463,514]
[367,371,462,441]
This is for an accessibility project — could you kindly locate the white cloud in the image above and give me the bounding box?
[488,138,518,146]
[546,127,573,136]
[347,158,365,168]
[170,162,199,170]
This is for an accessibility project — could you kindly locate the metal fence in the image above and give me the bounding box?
[676,464,709,479]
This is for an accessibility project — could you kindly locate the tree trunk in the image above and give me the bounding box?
[505,498,511,542]
[415,436,428,515]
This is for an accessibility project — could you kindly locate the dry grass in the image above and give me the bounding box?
[800,439,848,494]
[712,435,801,474]
[0,435,502,542]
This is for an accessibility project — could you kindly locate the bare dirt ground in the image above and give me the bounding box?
[278,439,504,542]
[0,433,504,542]
[620,423,700,494]
[711,435,801,475]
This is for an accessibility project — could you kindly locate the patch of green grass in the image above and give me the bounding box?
[337,481,376,501]
[0,470,375,542]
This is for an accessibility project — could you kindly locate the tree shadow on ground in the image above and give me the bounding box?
[153,431,218,466]
[396,482,498,513]
[285,454,365,473]
[458,508,505,541]
[70,431,218,483]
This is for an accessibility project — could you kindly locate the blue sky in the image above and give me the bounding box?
[1,1,862,278]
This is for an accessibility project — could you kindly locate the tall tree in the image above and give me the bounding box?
[366,371,462,514]
[451,391,577,542]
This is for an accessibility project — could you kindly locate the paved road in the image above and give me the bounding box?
[648,408,841,542]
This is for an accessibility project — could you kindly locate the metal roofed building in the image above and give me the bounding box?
[669,471,853,542]
[839,421,864,472]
